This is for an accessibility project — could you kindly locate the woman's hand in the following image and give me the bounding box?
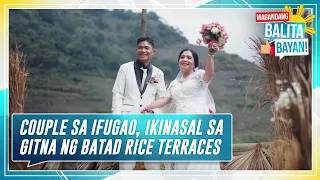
[208,42,219,56]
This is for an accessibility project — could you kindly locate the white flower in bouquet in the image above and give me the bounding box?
[218,37,225,47]
[211,27,219,34]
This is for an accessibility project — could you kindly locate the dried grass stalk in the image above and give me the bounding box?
[222,143,271,170]
[96,162,118,170]
[74,162,118,170]
[232,142,269,154]
[75,162,98,170]
[9,45,44,170]
[269,138,302,170]
[43,162,63,170]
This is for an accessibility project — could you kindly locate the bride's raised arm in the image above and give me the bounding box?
[203,47,217,83]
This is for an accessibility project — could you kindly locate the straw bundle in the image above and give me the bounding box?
[43,162,63,170]
[132,162,165,170]
[74,162,118,170]
[9,45,44,170]
[269,138,302,170]
[232,142,269,156]
[222,143,272,170]
[134,162,145,170]
[249,32,312,170]
[9,46,28,124]
[75,162,98,170]
[95,162,118,170]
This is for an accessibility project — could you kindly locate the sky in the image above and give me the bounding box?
[131,8,279,62]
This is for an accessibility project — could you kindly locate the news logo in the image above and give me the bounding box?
[257,4,316,59]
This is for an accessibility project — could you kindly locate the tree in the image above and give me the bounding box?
[140,9,147,37]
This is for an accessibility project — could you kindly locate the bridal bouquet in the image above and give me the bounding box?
[196,22,229,52]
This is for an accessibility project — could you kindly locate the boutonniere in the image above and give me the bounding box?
[150,73,161,83]
[150,76,160,83]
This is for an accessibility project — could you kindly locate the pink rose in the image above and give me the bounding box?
[220,26,225,31]
[208,41,218,48]
[224,34,229,40]
[201,24,207,31]
[206,24,212,30]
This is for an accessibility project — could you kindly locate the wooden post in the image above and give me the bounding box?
[140,9,147,37]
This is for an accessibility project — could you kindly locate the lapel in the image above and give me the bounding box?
[133,62,142,92]
[141,65,153,95]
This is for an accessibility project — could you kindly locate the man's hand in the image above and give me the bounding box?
[140,107,154,114]
[260,39,271,54]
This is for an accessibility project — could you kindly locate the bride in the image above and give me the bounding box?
[141,44,220,170]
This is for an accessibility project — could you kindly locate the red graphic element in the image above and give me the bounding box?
[209,108,214,114]
[270,46,275,55]
[256,12,289,23]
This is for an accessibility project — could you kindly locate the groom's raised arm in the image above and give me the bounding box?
[111,65,126,114]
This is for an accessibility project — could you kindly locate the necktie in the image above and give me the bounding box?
[140,67,148,89]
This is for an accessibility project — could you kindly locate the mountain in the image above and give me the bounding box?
[9,9,272,143]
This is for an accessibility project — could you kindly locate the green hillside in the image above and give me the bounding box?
[9,9,272,143]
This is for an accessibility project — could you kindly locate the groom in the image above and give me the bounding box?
[112,37,166,170]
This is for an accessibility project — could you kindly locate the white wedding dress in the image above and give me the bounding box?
[163,69,221,170]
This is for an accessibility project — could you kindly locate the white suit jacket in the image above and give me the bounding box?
[111,61,166,114]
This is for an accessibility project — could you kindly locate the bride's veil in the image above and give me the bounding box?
[161,67,216,114]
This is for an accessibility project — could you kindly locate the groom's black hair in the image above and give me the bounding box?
[178,49,199,68]
[137,37,155,48]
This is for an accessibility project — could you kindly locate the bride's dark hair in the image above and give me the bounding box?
[178,49,199,68]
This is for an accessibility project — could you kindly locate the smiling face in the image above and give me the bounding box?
[178,50,195,74]
[136,40,155,64]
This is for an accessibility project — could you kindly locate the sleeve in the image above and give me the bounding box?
[164,81,175,98]
[154,81,175,114]
[197,69,211,86]
[155,71,166,100]
[152,71,168,114]
[111,65,126,114]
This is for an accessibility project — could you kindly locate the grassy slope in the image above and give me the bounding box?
[9,9,272,143]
